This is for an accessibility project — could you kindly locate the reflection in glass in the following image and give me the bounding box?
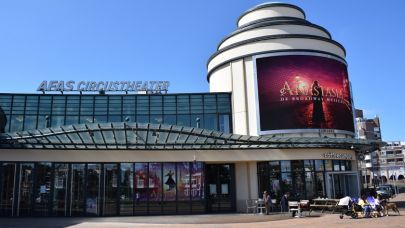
[304,160,314,172]
[51,116,65,127]
[344,161,352,171]
[93,115,107,123]
[34,162,52,216]
[177,163,190,201]
[315,160,324,171]
[148,163,162,215]
[257,162,269,198]
[305,172,316,199]
[333,160,340,171]
[79,116,93,124]
[103,164,118,216]
[219,114,230,133]
[53,164,68,216]
[191,162,205,213]
[23,115,37,131]
[192,162,204,200]
[280,161,291,172]
[177,114,190,127]
[120,163,134,216]
[10,115,24,132]
[316,172,325,198]
[150,115,163,124]
[86,164,100,216]
[177,162,190,214]
[163,115,176,125]
[0,163,16,216]
[191,114,203,128]
[71,164,85,216]
[281,172,292,195]
[134,163,148,215]
[292,171,305,198]
[108,115,121,122]
[269,172,281,199]
[19,163,34,216]
[291,160,304,172]
[65,116,79,126]
[136,115,149,124]
[269,161,280,172]
[325,160,333,171]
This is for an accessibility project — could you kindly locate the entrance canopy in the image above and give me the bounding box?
[0,122,381,150]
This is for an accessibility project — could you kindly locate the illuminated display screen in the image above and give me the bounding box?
[255,54,354,133]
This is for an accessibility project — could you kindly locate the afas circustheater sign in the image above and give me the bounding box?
[37,80,170,93]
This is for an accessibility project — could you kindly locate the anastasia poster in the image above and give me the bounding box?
[256,54,354,132]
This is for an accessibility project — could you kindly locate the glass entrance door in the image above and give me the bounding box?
[53,164,68,216]
[86,164,100,216]
[33,162,52,216]
[205,164,235,213]
[326,172,360,198]
[18,163,34,216]
[0,163,16,216]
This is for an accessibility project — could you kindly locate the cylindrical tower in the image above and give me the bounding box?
[207,2,354,138]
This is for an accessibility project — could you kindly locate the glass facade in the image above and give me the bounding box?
[0,162,204,217]
[257,160,352,201]
[0,93,232,134]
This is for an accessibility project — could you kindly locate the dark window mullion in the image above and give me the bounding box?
[116,163,121,216]
[8,95,14,132]
[49,163,55,216]
[21,96,27,130]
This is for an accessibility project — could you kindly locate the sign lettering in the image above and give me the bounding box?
[37,80,170,93]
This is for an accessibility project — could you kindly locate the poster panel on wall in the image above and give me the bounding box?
[255,53,354,133]
[163,163,176,201]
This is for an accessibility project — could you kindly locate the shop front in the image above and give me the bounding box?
[257,159,359,202]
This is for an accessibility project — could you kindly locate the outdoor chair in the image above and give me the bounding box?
[270,199,277,212]
[255,199,266,214]
[288,201,301,217]
[246,199,257,214]
[299,200,310,216]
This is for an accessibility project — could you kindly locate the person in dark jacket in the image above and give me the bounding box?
[280,192,289,213]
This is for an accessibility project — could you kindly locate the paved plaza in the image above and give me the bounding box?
[1,192,404,228]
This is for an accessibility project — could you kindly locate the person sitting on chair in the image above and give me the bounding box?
[358,195,371,218]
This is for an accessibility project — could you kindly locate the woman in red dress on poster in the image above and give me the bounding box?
[311,80,325,127]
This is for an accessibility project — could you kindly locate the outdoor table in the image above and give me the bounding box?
[309,199,339,215]
[255,199,266,215]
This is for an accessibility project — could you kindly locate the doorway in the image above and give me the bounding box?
[205,164,235,213]
[326,172,360,199]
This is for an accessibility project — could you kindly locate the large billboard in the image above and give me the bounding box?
[255,53,354,134]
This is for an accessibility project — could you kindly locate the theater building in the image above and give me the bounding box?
[0,3,379,217]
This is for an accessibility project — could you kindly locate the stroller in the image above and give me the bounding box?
[338,196,363,219]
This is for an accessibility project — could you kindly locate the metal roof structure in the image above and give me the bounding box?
[0,122,381,151]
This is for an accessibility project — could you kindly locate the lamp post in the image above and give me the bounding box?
[393,171,398,195]
[45,115,50,128]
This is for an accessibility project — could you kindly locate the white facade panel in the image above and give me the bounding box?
[219,25,330,50]
[208,38,345,72]
[209,64,232,92]
[238,7,305,27]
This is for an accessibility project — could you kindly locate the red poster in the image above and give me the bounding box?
[256,54,354,133]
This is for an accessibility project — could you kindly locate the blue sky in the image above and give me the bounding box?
[0,0,404,140]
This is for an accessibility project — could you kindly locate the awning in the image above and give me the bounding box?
[0,122,382,150]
